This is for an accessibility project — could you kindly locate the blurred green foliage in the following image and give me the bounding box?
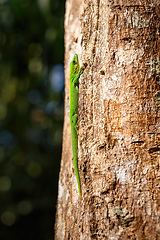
[0,0,65,239]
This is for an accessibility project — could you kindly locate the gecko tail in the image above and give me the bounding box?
[78,187,82,199]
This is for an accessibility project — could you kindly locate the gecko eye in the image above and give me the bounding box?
[73,60,76,64]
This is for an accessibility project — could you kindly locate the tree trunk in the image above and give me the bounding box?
[55,0,160,239]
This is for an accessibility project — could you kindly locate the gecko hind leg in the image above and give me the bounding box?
[71,114,78,135]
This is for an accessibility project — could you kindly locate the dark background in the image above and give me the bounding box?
[0,0,65,239]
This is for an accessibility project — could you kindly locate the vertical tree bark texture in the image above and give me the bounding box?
[55,0,160,239]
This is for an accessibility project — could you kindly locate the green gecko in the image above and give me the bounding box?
[70,54,83,199]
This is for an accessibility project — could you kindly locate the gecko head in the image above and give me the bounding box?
[70,53,80,73]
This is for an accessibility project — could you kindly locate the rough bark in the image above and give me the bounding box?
[55,0,160,239]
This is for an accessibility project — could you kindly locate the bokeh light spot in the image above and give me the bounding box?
[1,211,16,226]
[45,28,57,42]
[27,162,42,178]
[0,176,11,192]
[28,58,42,74]
[2,79,17,103]
[17,200,33,215]
[50,64,64,92]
